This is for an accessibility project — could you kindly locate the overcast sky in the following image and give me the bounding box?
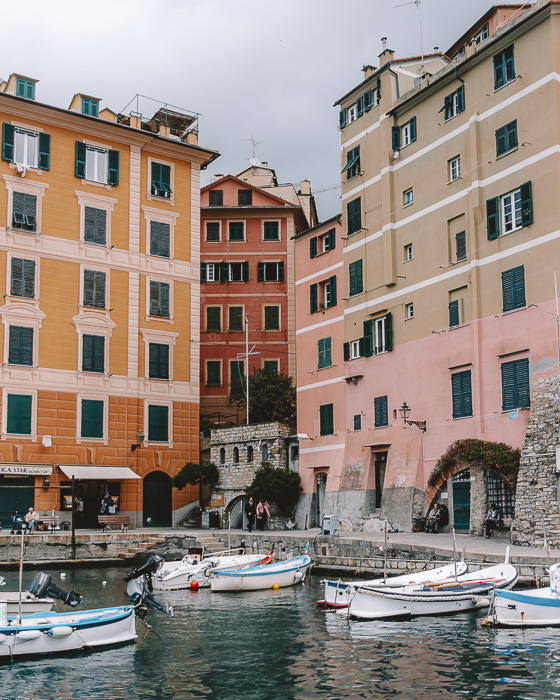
[3,0,497,220]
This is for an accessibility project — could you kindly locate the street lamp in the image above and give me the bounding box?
[399,402,427,432]
[131,430,145,452]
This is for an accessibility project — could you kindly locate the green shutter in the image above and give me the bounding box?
[374,396,388,427]
[318,339,325,368]
[364,90,372,112]
[501,359,530,411]
[148,405,169,442]
[320,404,333,435]
[343,341,350,361]
[328,275,337,307]
[495,125,507,156]
[444,94,453,120]
[456,85,465,113]
[409,116,417,142]
[243,261,249,281]
[2,123,15,162]
[452,371,472,418]
[38,133,50,170]
[9,326,33,365]
[349,260,363,296]
[278,261,285,281]
[11,258,35,298]
[257,262,264,282]
[82,399,104,438]
[107,149,119,186]
[75,141,87,178]
[392,126,400,150]
[502,269,513,312]
[328,228,336,250]
[339,109,346,129]
[449,300,460,328]
[363,320,373,357]
[356,96,364,117]
[385,312,393,352]
[83,334,105,373]
[456,231,466,261]
[486,197,500,239]
[376,78,381,101]
[310,237,317,258]
[310,283,318,313]
[7,394,32,434]
[512,265,526,309]
[149,343,169,379]
[506,120,518,151]
[516,358,530,408]
[200,263,207,282]
[520,181,533,226]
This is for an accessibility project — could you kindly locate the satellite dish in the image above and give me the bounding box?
[249,156,260,167]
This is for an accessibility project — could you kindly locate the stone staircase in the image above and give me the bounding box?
[118,534,166,559]
[195,533,229,554]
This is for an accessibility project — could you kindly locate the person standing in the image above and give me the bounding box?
[244,496,256,533]
[256,500,270,531]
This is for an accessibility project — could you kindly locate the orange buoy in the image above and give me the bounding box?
[190,580,199,591]
[272,583,280,590]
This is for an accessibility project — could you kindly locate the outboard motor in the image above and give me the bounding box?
[29,572,83,608]
[124,555,173,617]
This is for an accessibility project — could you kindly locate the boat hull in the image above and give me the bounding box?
[211,555,312,592]
[493,588,560,627]
[0,606,137,658]
[153,554,266,590]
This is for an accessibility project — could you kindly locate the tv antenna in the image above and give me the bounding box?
[394,0,425,72]
[241,135,263,163]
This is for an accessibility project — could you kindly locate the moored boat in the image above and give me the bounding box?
[210,554,312,592]
[318,561,468,608]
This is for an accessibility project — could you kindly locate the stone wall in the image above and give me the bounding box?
[210,422,291,513]
[512,374,560,547]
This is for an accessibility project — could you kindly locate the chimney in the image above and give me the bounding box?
[379,37,395,66]
[362,64,377,78]
[129,115,142,130]
[213,174,224,182]
[300,180,311,196]
[158,124,171,139]
[186,131,198,145]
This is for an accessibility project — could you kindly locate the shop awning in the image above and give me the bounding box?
[58,465,141,480]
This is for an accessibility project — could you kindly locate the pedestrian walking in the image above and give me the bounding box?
[256,499,270,531]
[245,496,256,533]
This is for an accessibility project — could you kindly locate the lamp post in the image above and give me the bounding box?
[399,401,427,432]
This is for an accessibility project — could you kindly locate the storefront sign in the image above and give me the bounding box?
[0,465,52,476]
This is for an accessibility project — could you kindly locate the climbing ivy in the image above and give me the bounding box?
[428,439,520,489]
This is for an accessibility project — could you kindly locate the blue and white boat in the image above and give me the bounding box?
[491,562,560,627]
[210,554,312,592]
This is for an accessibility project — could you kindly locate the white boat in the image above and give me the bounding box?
[0,575,55,614]
[210,554,312,592]
[0,605,137,659]
[491,562,560,627]
[318,561,468,608]
[153,548,270,591]
[348,559,518,621]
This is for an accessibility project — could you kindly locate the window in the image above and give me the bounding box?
[229,306,244,331]
[404,244,413,262]
[320,404,334,436]
[83,270,106,308]
[76,143,119,186]
[81,399,103,438]
[263,221,279,241]
[148,405,169,442]
[261,444,269,462]
[205,222,220,242]
[238,190,252,206]
[8,326,33,366]
[2,124,49,170]
[486,469,515,519]
[84,207,107,245]
[475,23,489,43]
[247,445,254,462]
[16,78,35,100]
[353,414,362,431]
[449,156,461,182]
[149,343,169,379]
[449,300,460,328]
[264,305,280,330]
[456,231,466,261]
[452,370,472,418]
[209,190,223,206]
[201,262,222,283]
[233,447,239,464]
[149,281,170,318]
[405,302,414,319]
[220,448,226,464]
[343,146,360,180]
[206,306,222,332]
[309,227,336,258]
[206,361,221,386]
[502,265,525,312]
[374,396,388,427]
[230,360,245,394]
[442,86,465,121]
[496,120,518,157]
[225,262,249,282]
[11,258,35,298]
[81,98,99,117]
[12,192,36,231]
[363,313,393,356]
[350,339,362,359]
[403,188,413,207]
[318,337,332,369]
[349,259,363,297]
[494,45,515,90]
[310,276,337,313]
[487,181,532,239]
[347,104,358,123]
[82,334,105,373]
[228,221,245,241]
[258,261,284,282]
[150,162,172,198]
[7,394,32,434]
[347,198,362,235]
[392,117,417,150]
[264,360,278,374]
[146,221,170,258]
[501,358,530,410]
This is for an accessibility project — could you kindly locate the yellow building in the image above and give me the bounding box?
[0,73,218,528]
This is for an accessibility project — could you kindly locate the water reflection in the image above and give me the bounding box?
[3,569,560,698]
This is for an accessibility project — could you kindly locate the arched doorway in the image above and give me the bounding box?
[225,495,245,529]
[143,471,172,527]
[452,469,471,531]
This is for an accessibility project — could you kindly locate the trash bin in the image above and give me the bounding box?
[201,511,210,529]
[209,511,220,529]
[61,522,71,531]
[322,514,339,537]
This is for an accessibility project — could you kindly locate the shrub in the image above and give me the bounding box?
[246,462,301,513]
[172,462,219,490]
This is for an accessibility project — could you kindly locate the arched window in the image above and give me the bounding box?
[233,447,239,464]
[261,444,269,462]
[247,446,253,462]
[220,448,225,465]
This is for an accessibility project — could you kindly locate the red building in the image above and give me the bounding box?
[200,164,316,424]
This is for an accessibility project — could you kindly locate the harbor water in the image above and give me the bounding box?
[3,566,560,699]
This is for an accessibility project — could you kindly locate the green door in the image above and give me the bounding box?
[143,471,172,527]
[452,479,471,530]
[0,476,35,529]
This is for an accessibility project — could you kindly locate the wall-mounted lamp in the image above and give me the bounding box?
[42,476,50,489]
[131,430,145,452]
[399,401,427,432]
